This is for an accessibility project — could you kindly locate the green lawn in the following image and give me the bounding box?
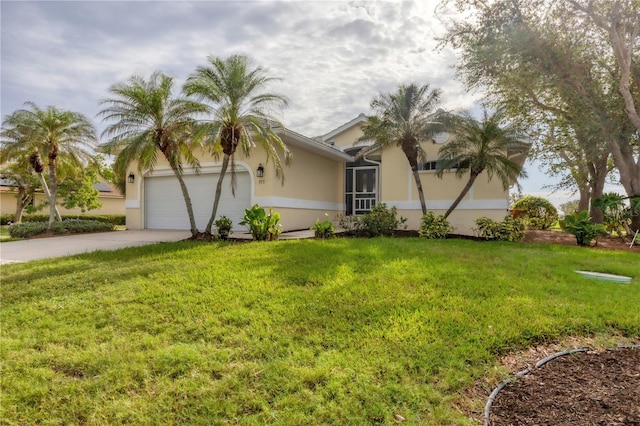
[1,238,638,425]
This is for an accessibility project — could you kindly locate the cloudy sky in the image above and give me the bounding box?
[1,0,586,203]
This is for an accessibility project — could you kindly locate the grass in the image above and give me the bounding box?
[1,238,638,425]
[0,225,22,242]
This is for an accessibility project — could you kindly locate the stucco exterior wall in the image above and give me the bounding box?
[369,132,509,235]
[397,207,509,235]
[57,196,125,215]
[123,135,346,232]
[0,193,17,216]
[123,117,520,236]
[259,145,343,206]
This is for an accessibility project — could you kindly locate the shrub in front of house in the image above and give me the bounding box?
[239,205,282,241]
[358,203,407,237]
[214,215,233,240]
[419,211,453,239]
[310,214,335,239]
[474,215,525,242]
[9,219,115,238]
[511,196,558,230]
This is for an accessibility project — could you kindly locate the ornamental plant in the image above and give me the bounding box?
[214,215,233,240]
[310,214,335,239]
[559,210,606,247]
[239,205,282,241]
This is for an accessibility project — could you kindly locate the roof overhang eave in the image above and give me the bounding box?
[279,128,354,162]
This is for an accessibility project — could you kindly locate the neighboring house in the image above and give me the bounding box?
[0,177,125,218]
[124,114,528,235]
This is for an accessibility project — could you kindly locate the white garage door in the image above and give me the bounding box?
[144,172,251,231]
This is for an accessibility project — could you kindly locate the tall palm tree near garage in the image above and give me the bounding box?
[436,108,529,218]
[183,54,291,235]
[358,83,448,215]
[1,102,97,229]
[99,72,209,237]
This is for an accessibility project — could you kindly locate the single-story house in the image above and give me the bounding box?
[0,177,125,218]
[124,114,528,235]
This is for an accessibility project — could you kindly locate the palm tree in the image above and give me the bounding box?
[436,108,529,218]
[183,54,291,235]
[1,102,97,228]
[99,72,208,237]
[358,83,448,215]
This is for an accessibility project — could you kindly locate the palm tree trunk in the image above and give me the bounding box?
[36,171,62,225]
[171,166,199,236]
[411,166,428,215]
[444,172,480,219]
[206,154,230,234]
[46,158,62,229]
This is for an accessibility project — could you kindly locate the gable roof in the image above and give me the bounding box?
[320,113,368,143]
[99,125,355,163]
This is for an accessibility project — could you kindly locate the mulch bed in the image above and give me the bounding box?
[472,231,638,425]
[489,348,640,425]
[523,229,640,253]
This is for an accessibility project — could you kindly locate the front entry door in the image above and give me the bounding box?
[346,166,378,215]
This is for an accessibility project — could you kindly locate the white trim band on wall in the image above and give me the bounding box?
[386,199,509,210]
[253,196,344,211]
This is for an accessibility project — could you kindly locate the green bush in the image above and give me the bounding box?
[559,210,606,247]
[9,219,115,239]
[8,222,48,238]
[310,214,335,239]
[73,215,125,226]
[512,196,558,230]
[214,216,233,240]
[358,203,406,237]
[1,214,125,226]
[474,215,525,242]
[239,205,282,241]
[419,211,453,239]
[1,214,14,225]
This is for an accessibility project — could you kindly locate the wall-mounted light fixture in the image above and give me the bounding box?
[256,164,264,178]
[128,172,135,183]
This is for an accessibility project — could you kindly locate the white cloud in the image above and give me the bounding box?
[1,0,473,137]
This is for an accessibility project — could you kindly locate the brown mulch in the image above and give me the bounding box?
[489,347,640,425]
[523,229,640,253]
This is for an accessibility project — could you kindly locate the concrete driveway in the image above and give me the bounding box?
[0,230,191,264]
